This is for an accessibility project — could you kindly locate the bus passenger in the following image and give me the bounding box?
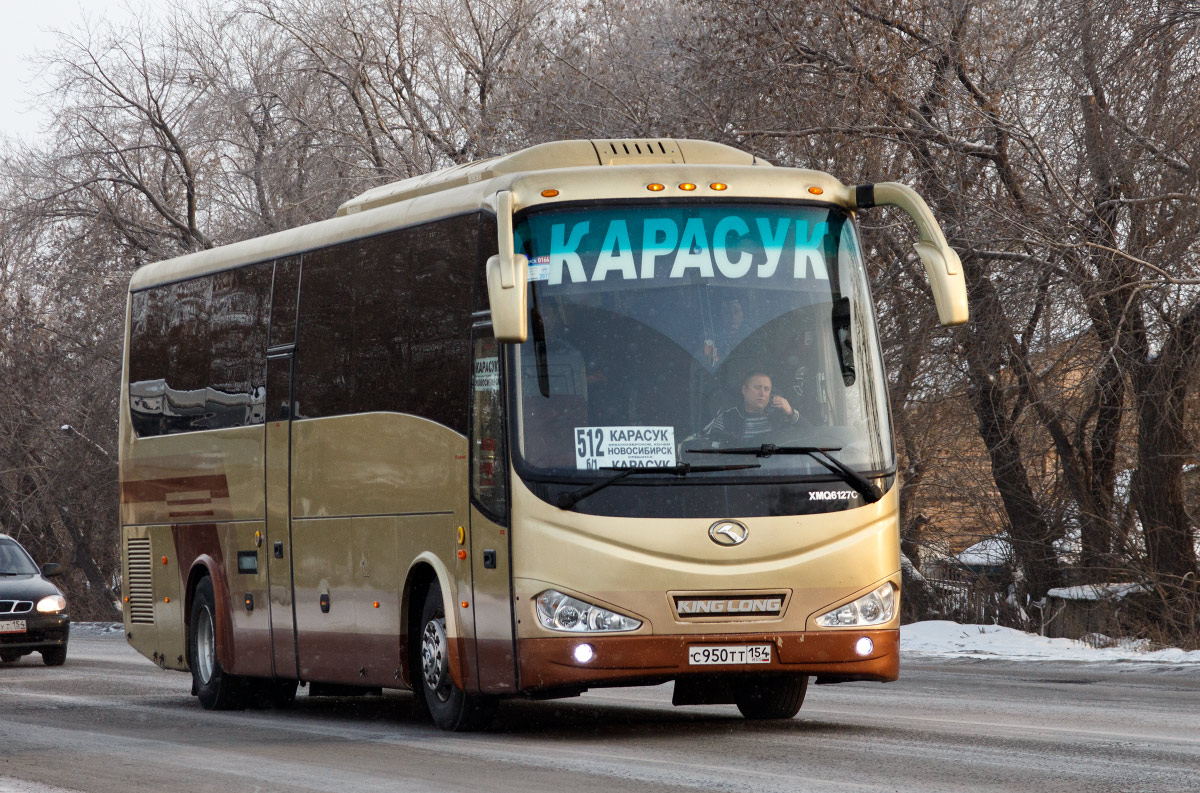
[702,371,800,442]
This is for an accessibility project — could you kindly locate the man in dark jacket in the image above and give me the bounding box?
[702,371,800,442]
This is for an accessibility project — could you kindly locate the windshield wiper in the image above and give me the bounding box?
[683,444,883,503]
[554,463,761,510]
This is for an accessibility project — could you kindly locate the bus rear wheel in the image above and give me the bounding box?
[189,576,247,710]
[415,581,495,731]
[733,674,808,720]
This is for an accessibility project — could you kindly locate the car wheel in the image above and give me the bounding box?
[733,674,808,720]
[1,650,22,663]
[41,646,67,666]
[189,576,247,710]
[415,580,495,731]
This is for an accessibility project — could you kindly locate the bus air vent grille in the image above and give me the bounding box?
[594,138,682,165]
[126,537,155,625]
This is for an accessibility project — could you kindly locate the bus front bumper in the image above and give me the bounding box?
[516,628,898,692]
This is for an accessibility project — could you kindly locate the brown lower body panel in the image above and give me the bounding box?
[517,629,898,691]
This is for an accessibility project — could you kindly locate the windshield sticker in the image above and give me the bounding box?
[541,215,832,285]
[527,255,550,282]
[473,357,499,391]
[575,426,676,470]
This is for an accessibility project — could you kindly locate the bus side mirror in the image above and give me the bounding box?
[856,182,969,327]
[486,191,529,342]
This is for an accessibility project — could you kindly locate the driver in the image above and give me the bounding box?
[701,370,800,442]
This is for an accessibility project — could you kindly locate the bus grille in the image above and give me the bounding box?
[126,537,155,624]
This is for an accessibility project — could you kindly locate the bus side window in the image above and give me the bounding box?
[471,332,508,522]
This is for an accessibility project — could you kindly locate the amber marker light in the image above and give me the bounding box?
[161,556,168,565]
[710,182,728,191]
[541,189,559,197]
[808,186,824,195]
[461,601,470,609]
[373,601,380,609]
[647,183,665,192]
[457,549,468,560]
[164,597,170,603]
[457,526,466,545]
[679,182,697,191]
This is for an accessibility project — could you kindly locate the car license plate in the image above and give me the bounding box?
[0,619,26,634]
[688,644,772,665]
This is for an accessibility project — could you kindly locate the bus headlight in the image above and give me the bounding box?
[37,595,67,614]
[815,583,895,627]
[535,590,641,633]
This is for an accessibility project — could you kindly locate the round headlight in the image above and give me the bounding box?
[37,594,67,613]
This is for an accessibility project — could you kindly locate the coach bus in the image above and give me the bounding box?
[119,138,967,730]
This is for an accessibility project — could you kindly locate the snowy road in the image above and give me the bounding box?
[1,632,1197,793]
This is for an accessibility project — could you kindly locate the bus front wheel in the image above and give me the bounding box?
[415,581,495,731]
[189,576,247,710]
[734,674,808,720]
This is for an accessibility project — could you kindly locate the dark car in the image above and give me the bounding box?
[0,533,70,666]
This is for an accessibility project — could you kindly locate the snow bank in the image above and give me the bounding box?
[1045,582,1148,601]
[955,536,1011,566]
[901,620,1200,664]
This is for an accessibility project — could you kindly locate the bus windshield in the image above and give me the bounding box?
[510,202,893,483]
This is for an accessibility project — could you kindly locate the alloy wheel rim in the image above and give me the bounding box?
[421,615,451,702]
[197,605,215,684]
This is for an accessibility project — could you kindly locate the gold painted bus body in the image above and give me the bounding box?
[119,139,905,698]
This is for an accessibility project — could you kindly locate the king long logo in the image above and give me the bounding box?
[675,597,784,616]
[708,519,748,546]
[676,590,787,614]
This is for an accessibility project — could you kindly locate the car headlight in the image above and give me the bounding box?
[815,583,895,627]
[535,590,641,633]
[37,595,67,614]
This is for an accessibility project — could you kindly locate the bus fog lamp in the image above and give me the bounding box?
[535,590,641,633]
[573,643,595,663]
[815,583,895,627]
[855,637,874,656]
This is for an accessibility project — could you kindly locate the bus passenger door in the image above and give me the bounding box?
[468,331,517,692]
[265,351,298,679]
[264,256,301,679]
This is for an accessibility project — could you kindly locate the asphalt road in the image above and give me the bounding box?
[1,632,1197,793]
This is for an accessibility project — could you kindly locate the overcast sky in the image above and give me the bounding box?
[0,1,179,142]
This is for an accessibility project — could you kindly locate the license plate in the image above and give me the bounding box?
[688,644,772,665]
[0,619,26,634]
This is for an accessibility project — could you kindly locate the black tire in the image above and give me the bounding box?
[188,577,247,710]
[733,674,808,720]
[1,650,22,663]
[41,646,67,666]
[414,581,496,731]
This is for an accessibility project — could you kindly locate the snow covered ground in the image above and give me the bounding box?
[74,620,1200,665]
[902,620,1200,664]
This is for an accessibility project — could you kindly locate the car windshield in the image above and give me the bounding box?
[510,201,893,482]
[0,538,39,575]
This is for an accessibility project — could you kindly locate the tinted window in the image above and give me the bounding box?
[129,262,272,436]
[269,255,301,347]
[294,214,477,432]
